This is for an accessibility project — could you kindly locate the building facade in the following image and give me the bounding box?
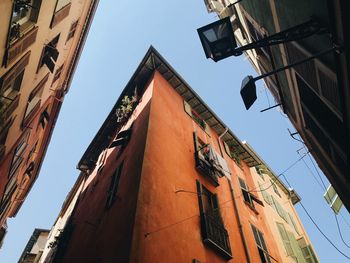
[0,0,99,243]
[202,0,350,211]
[35,47,318,263]
[18,228,49,263]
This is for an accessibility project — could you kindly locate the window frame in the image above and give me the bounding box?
[105,162,123,209]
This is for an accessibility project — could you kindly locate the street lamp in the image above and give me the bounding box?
[240,46,340,110]
[197,16,330,110]
[197,17,325,62]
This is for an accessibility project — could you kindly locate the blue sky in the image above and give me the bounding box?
[1,1,350,262]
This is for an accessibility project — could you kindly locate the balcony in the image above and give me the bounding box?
[200,212,232,260]
[195,153,219,186]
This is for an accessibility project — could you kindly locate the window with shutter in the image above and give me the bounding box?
[288,213,300,235]
[193,132,219,186]
[288,231,307,263]
[38,108,50,129]
[105,162,123,209]
[184,100,210,135]
[276,223,294,257]
[51,1,72,28]
[239,177,254,207]
[259,183,272,205]
[66,20,79,42]
[297,237,319,263]
[251,224,272,263]
[38,35,60,73]
[5,0,42,66]
[196,180,232,259]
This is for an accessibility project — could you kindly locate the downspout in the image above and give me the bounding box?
[228,179,252,263]
[219,127,251,263]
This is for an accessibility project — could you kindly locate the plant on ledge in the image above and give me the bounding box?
[115,94,138,125]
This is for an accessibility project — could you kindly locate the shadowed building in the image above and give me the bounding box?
[201,0,350,212]
[34,47,318,263]
[0,0,99,241]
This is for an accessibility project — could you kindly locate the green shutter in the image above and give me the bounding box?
[259,183,272,205]
[297,238,318,263]
[276,223,294,256]
[223,141,232,158]
[288,213,300,235]
[184,100,192,117]
[288,231,306,263]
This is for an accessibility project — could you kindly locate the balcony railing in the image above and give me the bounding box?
[195,154,219,186]
[201,212,232,259]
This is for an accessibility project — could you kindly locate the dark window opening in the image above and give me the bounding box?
[38,35,60,73]
[105,162,123,209]
[38,108,50,129]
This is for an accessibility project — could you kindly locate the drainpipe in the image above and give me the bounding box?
[228,178,252,263]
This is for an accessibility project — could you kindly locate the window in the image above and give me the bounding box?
[239,178,264,209]
[258,183,272,205]
[38,108,50,129]
[277,223,307,262]
[184,101,210,135]
[9,0,41,43]
[271,196,288,222]
[223,140,241,167]
[9,132,30,178]
[23,73,49,122]
[5,1,41,66]
[51,0,71,28]
[1,52,30,120]
[288,213,300,235]
[105,162,123,209]
[38,35,60,73]
[297,237,319,263]
[52,64,64,84]
[255,166,265,181]
[251,225,271,263]
[109,128,132,149]
[271,180,281,197]
[196,180,232,259]
[193,132,219,186]
[239,177,254,207]
[66,20,79,42]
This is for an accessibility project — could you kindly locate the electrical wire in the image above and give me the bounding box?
[280,169,350,259]
[307,152,327,190]
[299,202,350,260]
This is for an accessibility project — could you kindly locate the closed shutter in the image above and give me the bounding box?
[51,3,72,28]
[7,27,38,66]
[196,180,204,214]
[276,223,294,256]
[184,100,192,117]
[288,213,300,235]
[259,183,272,205]
[1,52,30,90]
[204,121,210,135]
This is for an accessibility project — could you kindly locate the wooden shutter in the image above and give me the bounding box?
[223,141,232,158]
[106,162,123,209]
[6,27,38,66]
[51,3,72,28]
[1,51,30,91]
[288,231,307,263]
[297,237,318,263]
[196,180,204,214]
[184,100,192,117]
[276,223,294,256]
[203,121,210,135]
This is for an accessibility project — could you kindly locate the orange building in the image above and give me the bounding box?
[37,47,318,263]
[0,0,99,242]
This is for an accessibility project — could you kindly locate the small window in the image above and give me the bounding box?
[9,132,30,178]
[105,162,123,209]
[271,180,281,197]
[255,166,265,181]
[52,64,64,84]
[38,108,50,129]
[184,101,210,135]
[23,73,49,121]
[66,20,79,42]
[55,0,71,12]
[239,178,263,209]
[239,177,254,207]
[38,35,60,73]
[251,225,271,263]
